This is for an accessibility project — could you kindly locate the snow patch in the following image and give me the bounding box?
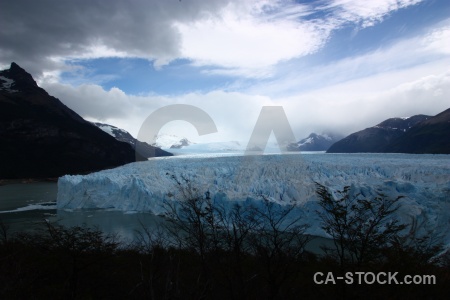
[97,124,115,136]
[299,137,313,146]
[0,76,18,93]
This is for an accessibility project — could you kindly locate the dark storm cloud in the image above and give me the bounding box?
[0,0,230,77]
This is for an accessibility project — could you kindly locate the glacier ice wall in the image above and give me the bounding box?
[57,153,450,240]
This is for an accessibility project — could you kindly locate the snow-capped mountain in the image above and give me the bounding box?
[287,132,343,151]
[327,115,431,153]
[152,134,192,149]
[57,153,450,244]
[92,122,172,158]
[93,122,136,145]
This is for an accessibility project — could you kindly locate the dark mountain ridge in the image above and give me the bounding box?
[327,115,430,153]
[327,110,450,154]
[0,62,160,179]
[383,108,450,154]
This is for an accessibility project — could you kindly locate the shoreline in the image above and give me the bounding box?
[0,178,58,186]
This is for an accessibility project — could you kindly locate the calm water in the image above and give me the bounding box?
[0,182,57,232]
[0,182,165,242]
[0,181,332,252]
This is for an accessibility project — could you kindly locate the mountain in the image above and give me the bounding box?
[1,62,147,179]
[93,122,136,145]
[327,115,430,153]
[93,122,172,157]
[383,108,450,154]
[287,132,343,151]
[152,133,192,149]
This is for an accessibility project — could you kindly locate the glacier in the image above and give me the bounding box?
[57,153,450,241]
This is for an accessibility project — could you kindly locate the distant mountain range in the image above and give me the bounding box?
[0,62,169,179]
[327,110,450,154]
[287,132,343,151]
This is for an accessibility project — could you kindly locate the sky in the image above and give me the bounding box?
[1,0,449,144]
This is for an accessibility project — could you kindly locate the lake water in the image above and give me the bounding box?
[0,182,168,242]
[0,182,58,231]
[0,180,332,252]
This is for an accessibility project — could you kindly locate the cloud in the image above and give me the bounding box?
[320,0,423,28]
[4,0,447,144]
[279,65,450,136]
[0,0,425,79]
[176,0,426,77]
[42,81,275,143]
[42,61,450,144]
[0,0,230,77]
[422,26,450,55]
[39,16,450,142]
[249,20,450,97]
[175,1,328,77]
[43,82,139,120]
